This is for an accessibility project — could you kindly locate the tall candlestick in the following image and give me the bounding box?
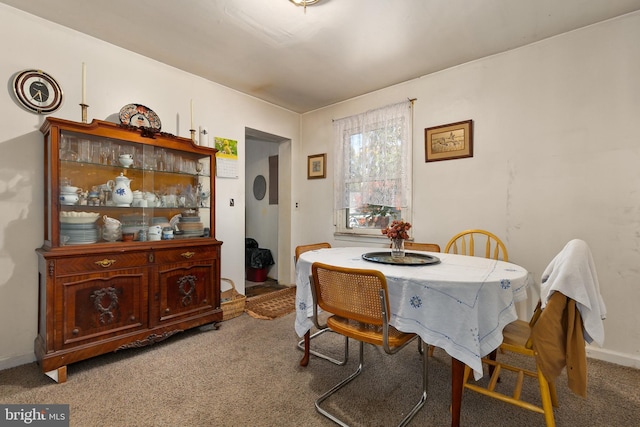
[190,99,194,129]
[82,63,86,104]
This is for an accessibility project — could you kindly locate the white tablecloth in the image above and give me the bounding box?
[295,247,529,379]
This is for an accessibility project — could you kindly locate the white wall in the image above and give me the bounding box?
[294,12,640,368]
[0,4,299,370]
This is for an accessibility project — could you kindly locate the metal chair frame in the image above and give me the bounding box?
[294,243,348,366]
[310,262,428,427]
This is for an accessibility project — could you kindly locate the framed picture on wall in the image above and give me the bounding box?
[307,153,326,179]
[425,120,473,162]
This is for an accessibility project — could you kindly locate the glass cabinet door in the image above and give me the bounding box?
[56,129,211,247]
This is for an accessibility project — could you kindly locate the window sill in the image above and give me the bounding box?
[333,232,392,246]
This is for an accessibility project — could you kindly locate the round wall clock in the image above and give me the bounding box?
[13,69,64,114]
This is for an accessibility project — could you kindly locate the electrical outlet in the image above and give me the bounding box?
[230,198,234,207]
[295,201,299,209]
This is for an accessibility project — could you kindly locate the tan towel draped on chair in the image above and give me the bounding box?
[532,291,587,397]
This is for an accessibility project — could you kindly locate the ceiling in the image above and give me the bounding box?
[3,0,640,113]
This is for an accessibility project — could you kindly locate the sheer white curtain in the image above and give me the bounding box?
[333,101,412,212]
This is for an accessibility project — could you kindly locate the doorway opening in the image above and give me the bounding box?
[245,127,292,290]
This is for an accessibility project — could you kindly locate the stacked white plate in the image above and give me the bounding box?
[61,223,99,244]
[60,212,101,244]
[176,215,203,237]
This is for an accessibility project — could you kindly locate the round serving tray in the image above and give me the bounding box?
[362,251,441,266]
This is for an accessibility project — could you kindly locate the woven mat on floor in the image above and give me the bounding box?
[245,286,296,320]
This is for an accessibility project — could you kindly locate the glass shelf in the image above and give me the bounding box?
[43,118,215,248]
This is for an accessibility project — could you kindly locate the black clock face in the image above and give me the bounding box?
[13,69,63,114]
[29,81,50,103]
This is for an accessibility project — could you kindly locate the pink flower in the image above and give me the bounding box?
[381,220,411,240]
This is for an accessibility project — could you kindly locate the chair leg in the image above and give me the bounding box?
[297,328,349,366]
[537,368,556,427]
[315,340,428,427]
[487,349,498,378]
[315,341,366,427]
[549,381,559,407]
[398,338,428,427]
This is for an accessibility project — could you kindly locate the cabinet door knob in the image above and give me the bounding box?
[72,328,79,335]
[130,315,136,321]
[181,251,195,259]
[95,259,116,268]
[165,308,171,313]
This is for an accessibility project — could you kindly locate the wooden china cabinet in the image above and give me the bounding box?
[35,118,222,383]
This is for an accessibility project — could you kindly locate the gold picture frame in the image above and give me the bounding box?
[425,120,473,162]
[307,153,326,179]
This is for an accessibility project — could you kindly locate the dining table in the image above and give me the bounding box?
[294,246,529,427]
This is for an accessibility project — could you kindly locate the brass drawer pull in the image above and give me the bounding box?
[95,259,117,268]
[181,251,195,259]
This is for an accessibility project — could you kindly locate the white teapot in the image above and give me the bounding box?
[111,173,133,206]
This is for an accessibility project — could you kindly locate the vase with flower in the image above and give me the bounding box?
[382,219,412,257]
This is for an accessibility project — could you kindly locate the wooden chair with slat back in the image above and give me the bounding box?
[444,229,509,261]
[430,230,508,358]
[294,242,331,263]
[311,262,428,426]
[294,243,348,366]
[461,300,560,425]
[462,238,604,426]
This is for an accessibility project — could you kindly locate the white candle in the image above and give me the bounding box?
[82,62,86,104]
[190,99,194,129]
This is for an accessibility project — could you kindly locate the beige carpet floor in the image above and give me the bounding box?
[2,312,639,426]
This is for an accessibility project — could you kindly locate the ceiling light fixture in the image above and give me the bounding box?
[289,0,321,13]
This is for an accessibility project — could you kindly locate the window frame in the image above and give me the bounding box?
[333,102,412,238]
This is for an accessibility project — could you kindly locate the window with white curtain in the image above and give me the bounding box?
[333,100,412,236]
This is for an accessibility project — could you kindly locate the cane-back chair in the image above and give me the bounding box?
[395,241,441,252]
[295,243,348,366]
[311,262,428,426]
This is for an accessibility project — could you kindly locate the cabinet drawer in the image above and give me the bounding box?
[55,252,149,274]
[153,246,217,264]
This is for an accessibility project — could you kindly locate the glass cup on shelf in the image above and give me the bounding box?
[60,136,78,161]
[100,141,112,165]
[78,139,91,162]
[90,141,102,163]
[156,149,166,171]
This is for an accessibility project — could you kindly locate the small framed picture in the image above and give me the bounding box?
[425,120,473,162]
[307,153,326,179]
